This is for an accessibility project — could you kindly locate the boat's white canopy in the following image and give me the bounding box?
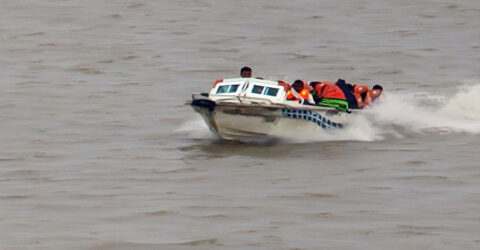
[208,78,291,105]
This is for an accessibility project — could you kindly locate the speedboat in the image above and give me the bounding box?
[187,78,355,141]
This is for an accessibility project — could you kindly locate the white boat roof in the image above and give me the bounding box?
[221,78,280,86]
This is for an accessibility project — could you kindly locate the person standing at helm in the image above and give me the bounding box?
[240,66,252,78]
[286,80,314,104]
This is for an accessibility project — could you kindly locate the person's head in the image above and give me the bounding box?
[370,84,384,102]
[240,66,252,78]
[309,81,320,88]
[292,80,304,92]
[373,84,383,91]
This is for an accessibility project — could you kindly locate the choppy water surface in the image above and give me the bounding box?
[1,0,479,249]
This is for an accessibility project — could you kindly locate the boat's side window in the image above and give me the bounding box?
[229,84,239,93]
[216,85,230,94]
[252,85,264,94]
[264,87,279,97]
[216,84,241,94]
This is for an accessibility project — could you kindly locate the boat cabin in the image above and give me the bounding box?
[209,78,289,104]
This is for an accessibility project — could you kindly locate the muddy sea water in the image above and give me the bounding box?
[1,0,480,249]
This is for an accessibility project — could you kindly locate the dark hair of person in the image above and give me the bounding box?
[373,84,383,91]
[240,66,251,74]
[309,81,320,88]
[293,80,303,85]
[292,80,304,91]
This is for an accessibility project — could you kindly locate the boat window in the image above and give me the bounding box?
[264,87,279,96]
[229,84,239,93]
[252,85,264,94]
[216,84,239,94]
[216,85,229,94]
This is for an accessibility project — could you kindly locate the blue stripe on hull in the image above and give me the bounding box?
[281,109,343,129]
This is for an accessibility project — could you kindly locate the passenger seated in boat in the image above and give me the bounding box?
[309,80,384,111]
[350,83,385,108]
[363,84,384,107]
[240,66,252,78]
[309,81,330,103]
[308,80,350,111]
[286,80,315,104]
[316,80,345,100]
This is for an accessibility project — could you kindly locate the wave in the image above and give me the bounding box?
[174,117,216,140]
[366,84,480,137]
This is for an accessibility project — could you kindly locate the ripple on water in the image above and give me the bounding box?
[94,239,220,250]
[70,65,104,75]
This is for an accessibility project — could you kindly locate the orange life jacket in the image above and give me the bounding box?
[313,81,333,99]
[286,90,296,100]
[353,84,369,108]
[299,88,310,100]
[287,88,310,102]
[321,84,346,100]
[364,89,383,106]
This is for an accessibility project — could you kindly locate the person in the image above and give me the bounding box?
[363,84,384,106]
[319,80,346,99]
[309,81,321,102]
[310,79,351,111]
[286,80,314,104]
[309,79,384,110]
[240,66,252,78]
[309,81,333,103]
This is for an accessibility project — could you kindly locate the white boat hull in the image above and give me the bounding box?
[189,98,351,141]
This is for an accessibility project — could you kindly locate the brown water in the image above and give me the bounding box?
[1,0,480,249]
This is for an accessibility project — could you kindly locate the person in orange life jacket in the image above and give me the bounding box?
[309,81,329,103]
[317,80,346,100]
[310,80,346,104]
[240,66,252,78]
[351,83,384,108]
[363,84,384,107]
[286,80,314,104]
